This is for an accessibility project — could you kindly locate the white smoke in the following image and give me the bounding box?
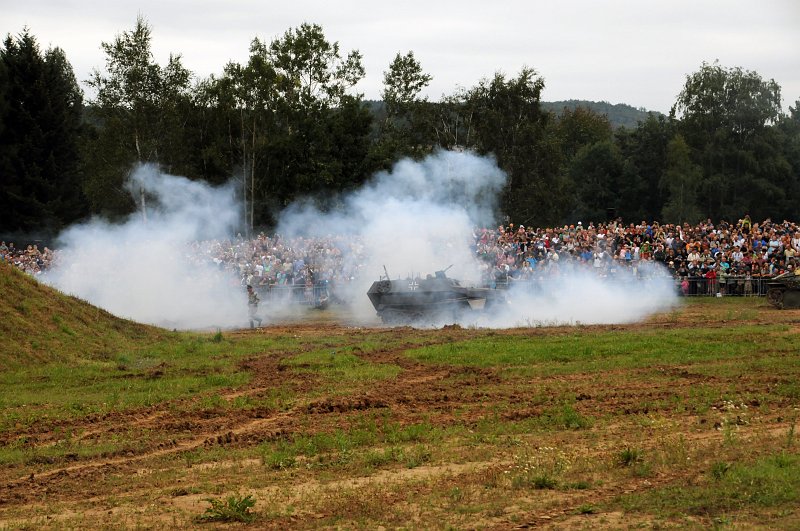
[478,262,679,328]
[277,149,679,326]
[44,152,679,330]
[45,164,247,330]
[277,150,507,321]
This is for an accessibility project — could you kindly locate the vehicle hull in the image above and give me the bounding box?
[367,272,504,324]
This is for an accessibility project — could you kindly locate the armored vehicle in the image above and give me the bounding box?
[766,270,800,309]
[367,266,504,324]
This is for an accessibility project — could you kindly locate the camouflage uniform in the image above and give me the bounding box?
[247,286,262,328]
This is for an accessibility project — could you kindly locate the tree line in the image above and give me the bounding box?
[1,17,798,238]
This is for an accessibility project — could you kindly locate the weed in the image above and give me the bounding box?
[405,445,432,468]
[722,421,739,446]
[538,403,592,430]
[363,447,403,469]
[616,451,800,516]
[772,451,792,469]
[555,404,592,430]
[531,474,558,489]
[263,448,296,470]
[481,468,502,488]
[617,447,643,467]
[711,461,731,480]
[577,504,598,514]
[713,515,733,526]
[198,493,256,523]
[507,446,570,490]
[384,421,437,444]
[631,461,653,478]
[211,329,223,343]
[659,434,689,467]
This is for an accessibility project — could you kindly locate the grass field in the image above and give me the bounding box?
[1,263,799,528]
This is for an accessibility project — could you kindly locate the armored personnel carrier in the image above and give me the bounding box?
[766,270,800,309]
[367,266,504,324]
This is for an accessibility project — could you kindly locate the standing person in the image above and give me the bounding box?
[246,285,262,329]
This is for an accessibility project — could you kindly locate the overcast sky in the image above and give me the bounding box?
[4,0,799,114]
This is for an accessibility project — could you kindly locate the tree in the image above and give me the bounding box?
[671,62,785,221]
[568,140,625,222]
[84,16,193,217]
[553,105,612,160]
[660,135,702,224]
[204,37,282,232]
[460,67,566,225]
[673,62,781,146]
[265,24,371,207]
[615,113,674,221]
[377,51,434,159]
[269,23,364,109]
[773,99,800,219]
[193,23,372,229]
[0,30,86,234]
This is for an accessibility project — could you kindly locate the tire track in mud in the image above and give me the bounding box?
[0,333,472,505]
[1,409,292,494]
[2,319,795,518]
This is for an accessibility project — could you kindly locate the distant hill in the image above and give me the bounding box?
[363,99,663,130]
[0,262,165,368]
[541,100,664,129]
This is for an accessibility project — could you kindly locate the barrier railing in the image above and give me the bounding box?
[254,284,333,307]
[677,276,772,297]
[250,274,774,307]
[493,274,774,297]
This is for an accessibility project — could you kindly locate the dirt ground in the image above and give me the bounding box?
[1,301,798,529]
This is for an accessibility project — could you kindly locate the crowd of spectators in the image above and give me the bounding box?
[3,215,799,297]
[0,241,55,276]
[477,216,800,294]
[186,233,367,291]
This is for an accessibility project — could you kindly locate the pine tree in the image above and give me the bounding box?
[0,30,86,234]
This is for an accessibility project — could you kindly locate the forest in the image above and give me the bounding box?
[1,17,798,237]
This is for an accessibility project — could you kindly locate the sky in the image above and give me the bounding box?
[4,0,799,114]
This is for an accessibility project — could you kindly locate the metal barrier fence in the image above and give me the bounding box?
[255,284,333,307]
[494,275,774,298]
[251,275,773,307]
[676,276,772,297]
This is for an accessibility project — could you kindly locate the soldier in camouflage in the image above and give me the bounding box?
[246,285,262,328]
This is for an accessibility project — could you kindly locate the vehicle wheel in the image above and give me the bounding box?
[767,288,784,309]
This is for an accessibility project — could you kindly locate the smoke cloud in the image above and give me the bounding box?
[278,149,678,326]
[45,151,678,330]
[45,164,247,330]
[480,263,678,328]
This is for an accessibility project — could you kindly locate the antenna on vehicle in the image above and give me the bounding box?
[383,265,390,280]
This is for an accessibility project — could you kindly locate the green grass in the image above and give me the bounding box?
[259,417,446,472]
[405,325,790,377]
[0,435,135,466]
[616,451,800,517]
[0,335,273,432]
[198,493,257,523]
[281,347,401,383]
[0,261,165,368]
